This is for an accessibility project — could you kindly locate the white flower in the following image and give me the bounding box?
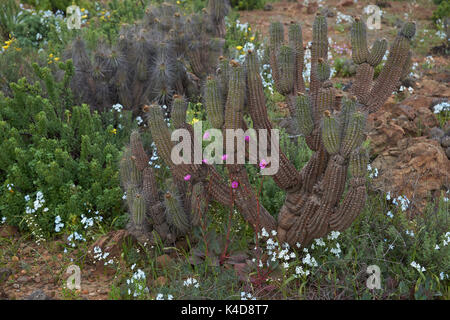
[387,211,394,218]
[261,228,269,238]
[410,261,425,273]
[183,277,199,288]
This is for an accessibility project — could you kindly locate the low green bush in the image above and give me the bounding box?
[0,61,133,239]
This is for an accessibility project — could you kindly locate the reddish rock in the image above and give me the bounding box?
[0,226,19,238]
[371,137,450,213]
[306,1,318,14]
[338,0,354,7]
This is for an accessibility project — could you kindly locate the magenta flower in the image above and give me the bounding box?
[231,181,239,189]
[184,174,191,181]
[222,154,228,161]
[202,158,208,164]
[203,131,210,140]
[259,159,267,169]
[245,135,250,142]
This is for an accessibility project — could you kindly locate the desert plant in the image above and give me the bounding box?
[121,14,416,248]
[65,1,228,115]
[0,61,132,237]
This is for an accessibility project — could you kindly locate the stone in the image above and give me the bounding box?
[154,276,168,287]
[156,254,173,268]
[441,136,450,148]
[306,1,318,14]
[338,0,354,7]
[429,127,445,141]
[0,225,19,238]
[263,4,273,11]
[23,289,53,300]
[17,276,30,283]
[371,137,450,213]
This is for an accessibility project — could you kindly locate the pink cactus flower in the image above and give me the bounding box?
[259,159,267,169]
[184,174,191,181]
[231,181,239,189]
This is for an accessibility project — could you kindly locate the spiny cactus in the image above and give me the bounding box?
[122,13,415,248]
[65,1,226,115]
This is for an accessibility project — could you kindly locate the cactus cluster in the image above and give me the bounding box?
[121,14,416,247]
[65,1,229,115]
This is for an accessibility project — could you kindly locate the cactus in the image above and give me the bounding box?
[121,14,415,247]
[65,1,226,116]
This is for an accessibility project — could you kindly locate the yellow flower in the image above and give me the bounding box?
[5,39,13,45]
[236,45,243,51]
[81,15,87,19]
[248,27,251,31]
[176,0,181,4]
[15,47,21,51]
[250,36,255,41]
[81,8,85,12]
[48,60,53,64]
[191,118,199,125]
[2,45,9,50]
[49,53,54,58]
[111,128,117,135]
[54,57,60,61]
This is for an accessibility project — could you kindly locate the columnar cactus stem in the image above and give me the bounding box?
[121,13,416,248]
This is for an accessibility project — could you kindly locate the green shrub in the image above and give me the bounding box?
[432,0,450,24]
[22,0,74,12]
[0,60,133,239]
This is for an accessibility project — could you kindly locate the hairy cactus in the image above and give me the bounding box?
[121,14,415,248]
[64,1,226,115]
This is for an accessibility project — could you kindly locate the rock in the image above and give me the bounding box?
[263,4,273,11]
[153,276,168,287]
[23,289,53,300]
[0,268,12,284]
[429,127,445,141]
[320,7,335,17]
[12,284,20,289]
[368,96,441,154]
[156,254,173,269]
[441,136,450,148]
[417,79,450,98]
[338,0,354,7]
[0,226,19,238]
[306,1,318,14]
[371,137,450,213]
[17,276,30,283]
[376,0,391,8]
